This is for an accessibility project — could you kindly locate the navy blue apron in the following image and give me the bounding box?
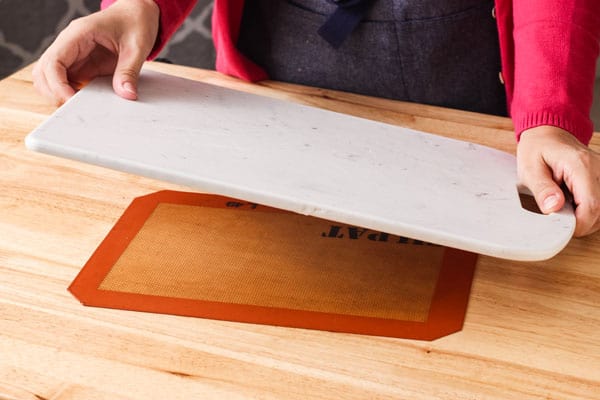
[237,0,507,116]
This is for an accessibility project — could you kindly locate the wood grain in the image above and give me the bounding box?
[1,62,599,399]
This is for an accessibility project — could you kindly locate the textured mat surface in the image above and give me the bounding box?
[70,191,478,340]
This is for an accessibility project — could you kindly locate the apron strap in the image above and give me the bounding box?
[318,0,375,48]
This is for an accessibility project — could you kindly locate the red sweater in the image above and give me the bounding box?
[101,0,600,144]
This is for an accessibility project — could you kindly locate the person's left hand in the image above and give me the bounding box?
[517,125,600,237]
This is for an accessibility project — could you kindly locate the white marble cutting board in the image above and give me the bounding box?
[25,70,575,261]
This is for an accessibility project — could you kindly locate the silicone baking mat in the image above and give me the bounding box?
[69,191,478,340]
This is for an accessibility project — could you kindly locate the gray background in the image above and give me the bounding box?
[0,0,599,127]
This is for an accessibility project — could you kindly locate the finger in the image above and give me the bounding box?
[40,19,100,103]
[32,62,51,101]
[573,193,600,237]
[574,202,600,237]
[519,158,565,214]
[569,163,600,237]
[112,44,146,100]
[40,42,84,103]
[33,59,66,106]
[44,59,77,104]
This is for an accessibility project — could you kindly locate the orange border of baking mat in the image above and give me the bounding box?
[69,190,478,340]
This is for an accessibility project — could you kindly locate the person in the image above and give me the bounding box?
[32,0,600,237]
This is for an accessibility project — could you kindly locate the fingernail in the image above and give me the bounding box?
[543,194,559,212]
[122,81,136,95]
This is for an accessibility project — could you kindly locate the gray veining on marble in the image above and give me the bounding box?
[26,70,575,261]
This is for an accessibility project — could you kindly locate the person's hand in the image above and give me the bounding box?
[33,0,159,105]
[517,125,600,237]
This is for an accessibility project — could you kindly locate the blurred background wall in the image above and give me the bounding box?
[0,0,599,129]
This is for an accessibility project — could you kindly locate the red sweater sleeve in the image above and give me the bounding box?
[211,0,267,81]
[100,0,197,59]
[508,0,600,144]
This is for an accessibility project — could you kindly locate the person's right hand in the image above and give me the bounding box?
[33,0,160,105]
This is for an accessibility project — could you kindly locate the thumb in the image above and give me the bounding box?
[519,160,565,214]
[112,46,145,100]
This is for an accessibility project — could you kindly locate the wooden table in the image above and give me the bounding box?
[1,63,599,400]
